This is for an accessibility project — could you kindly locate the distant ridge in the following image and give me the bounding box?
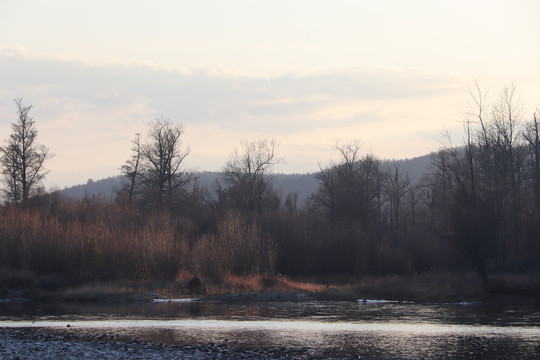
[59,154,435,203]
[60,176,122,201]
[385,153,435,182]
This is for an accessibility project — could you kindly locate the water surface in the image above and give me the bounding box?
[1,299,539,359]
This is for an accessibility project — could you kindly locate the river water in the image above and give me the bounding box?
[1,299,539,359]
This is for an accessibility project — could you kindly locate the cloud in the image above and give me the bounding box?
[0,46,462,133]
[0,46,465,187]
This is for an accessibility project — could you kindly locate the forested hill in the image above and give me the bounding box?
[59,153,434,203]
[58,173,321,203]
[60,176,121,201]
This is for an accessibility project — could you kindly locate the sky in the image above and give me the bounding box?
[0,0,539,188]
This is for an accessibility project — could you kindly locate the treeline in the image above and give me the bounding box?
[0,86,539,283]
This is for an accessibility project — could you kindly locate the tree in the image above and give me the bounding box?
[314,140,384,224]
[433,83,527,276]
[141,117,195,206]
[120,133,142,204]
[0,99,52,206]
[523,111,540,209]
[221,138,281,213]
[120,117,195,207]
[386,164,411,230]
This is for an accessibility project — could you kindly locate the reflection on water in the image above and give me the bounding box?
[1,300,540,359]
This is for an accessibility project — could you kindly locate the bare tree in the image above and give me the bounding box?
[386,164,411,230]
[489,84,524,267]
[0,99,52,206]
[435,83,526,275]
[141,117,195,206]
[120,133,142,203]
[221,138,281,213]
[523,111,540,209]
[314,140,384,224]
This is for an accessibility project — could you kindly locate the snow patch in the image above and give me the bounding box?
[153,298,199,303]
[357,299,398,304]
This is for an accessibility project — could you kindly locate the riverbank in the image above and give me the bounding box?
[2,270,539,305]
[0,327,354,360]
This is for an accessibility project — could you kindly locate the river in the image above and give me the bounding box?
[1,298,539,359]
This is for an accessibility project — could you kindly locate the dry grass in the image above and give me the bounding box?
[168,272,486,302]
[4,267,538,304]
[191,211,276,278]
[278,276,329,293]
[54,283,139,301]
[194,274,285,296]
[0,204,190,281]
[11,274,330,301]
[342,272,486,302]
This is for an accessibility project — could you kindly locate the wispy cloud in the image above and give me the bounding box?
[0,45,462,126]
[0,46,465,187]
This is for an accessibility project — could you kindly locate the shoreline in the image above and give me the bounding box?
[2,271,540,306]
[2,289,539,307]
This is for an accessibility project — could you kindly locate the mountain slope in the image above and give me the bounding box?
[59,154,435,203]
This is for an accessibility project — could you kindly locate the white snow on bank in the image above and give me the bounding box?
[152,298,199,303]
[357,299,398,304]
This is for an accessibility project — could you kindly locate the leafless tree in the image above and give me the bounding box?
[121,117,195,207]
[523,111,540,209]
[0,99,52,206]
[221,138,281,213]
[120,133,142,203]
[434,83,527,274]
[314,140,384,224]
[142,117,195,205]
[386,164,411,230]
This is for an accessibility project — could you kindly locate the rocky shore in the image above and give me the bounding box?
[0,327,359,360]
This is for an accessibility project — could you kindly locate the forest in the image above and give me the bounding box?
[1,85,539,298]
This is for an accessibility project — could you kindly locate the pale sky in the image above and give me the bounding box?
[0,0,539,188]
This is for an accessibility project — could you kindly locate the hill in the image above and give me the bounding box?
[59,153,435,204]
